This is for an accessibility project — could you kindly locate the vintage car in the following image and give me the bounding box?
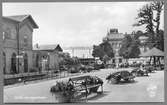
[50,75,103,102]
[69,75,103,100]
[144,65,155,73]
[131,67,149,76]
[106,70,135,84]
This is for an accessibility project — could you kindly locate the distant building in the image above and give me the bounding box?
[63,46,93,58]
[33,44,63,72]
[63,46,94,65]
[103,28,124,51]
[103,28,125,66]
[2,14,38,74]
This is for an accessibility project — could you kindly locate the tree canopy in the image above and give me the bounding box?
[92,40,114,63]
[119,34,140,59]
[133,1,164,51]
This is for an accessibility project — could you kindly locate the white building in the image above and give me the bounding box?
[63,46,93,58]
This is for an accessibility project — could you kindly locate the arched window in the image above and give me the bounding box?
[3,52,6,74]
[11,53,17,74]
[24,53,28,73]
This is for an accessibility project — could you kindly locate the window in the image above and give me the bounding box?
[11,28,17,39]
[119,58,122,63]
[24,35,28,46]
[11,53,17,74]
[3,32,5,40]
[5,28,11,39]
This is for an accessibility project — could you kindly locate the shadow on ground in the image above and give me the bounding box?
[113,80,138,85]
[73,91,109,102]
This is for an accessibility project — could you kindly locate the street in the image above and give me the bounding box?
[4,68,164,103]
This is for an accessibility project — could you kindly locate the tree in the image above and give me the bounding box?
[92,40,114,62]
[133,1,164,50]
[92,45,105,60]
[133,4,155,45]
[99,41,114,58]
[129,40,141,58]
[151,1,164,51]
[119,34,140,59]
[155,30,164,51]
[151,1,164,36]
[133,30,144,40]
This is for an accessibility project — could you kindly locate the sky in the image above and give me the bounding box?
[2,2,164,48]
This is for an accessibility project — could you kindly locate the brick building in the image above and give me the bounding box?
[2,15,38,74]
[33,44,63,72]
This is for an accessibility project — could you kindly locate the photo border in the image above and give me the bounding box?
[0,0,166,105]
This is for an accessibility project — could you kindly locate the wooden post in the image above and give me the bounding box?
[149,56,152,65]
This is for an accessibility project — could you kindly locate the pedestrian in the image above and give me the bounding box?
[67,78,74,90]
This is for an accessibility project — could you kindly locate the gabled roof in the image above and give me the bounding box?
[33,44,63,52]
[139,47,164,57]
[3,14,38,28]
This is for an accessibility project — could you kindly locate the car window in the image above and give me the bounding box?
[121,71,130,77]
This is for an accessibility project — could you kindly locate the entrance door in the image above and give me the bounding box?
[11,53,17,74]
[24,53,28,73]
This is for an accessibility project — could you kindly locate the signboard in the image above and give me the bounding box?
[16,55,23,59]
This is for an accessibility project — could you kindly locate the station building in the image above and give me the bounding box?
[2,14,63,75]
[33,44,63,72]
[2,15,39,74]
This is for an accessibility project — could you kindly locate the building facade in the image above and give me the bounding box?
[2,15,38,74]
[63,46,93,58]
[33,44,63,72]
[103,28,125,66]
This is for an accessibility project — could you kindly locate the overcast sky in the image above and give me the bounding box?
[2,2,164,48]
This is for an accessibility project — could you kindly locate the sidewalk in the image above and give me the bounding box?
[4,71,90,89]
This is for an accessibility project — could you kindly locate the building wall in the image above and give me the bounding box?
[19,23,33,50]
[108,40,122,51]
[49,52,59,70]
[2,18,34,74]
[32,51,60,72]
[64,47,93,58]
[3,48,17,74]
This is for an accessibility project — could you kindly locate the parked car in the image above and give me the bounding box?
[131,67,149,76]
[70,75,103,95]
[69,66,80,73]
[79,64,95,73]
[106,70,135,84]
[144,65,155,73]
